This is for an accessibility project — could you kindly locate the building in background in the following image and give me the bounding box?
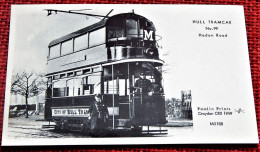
[180,90,192,119]
[166,90,192,120]
[10,93,45,116]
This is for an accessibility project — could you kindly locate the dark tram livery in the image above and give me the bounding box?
[45,12,167,134]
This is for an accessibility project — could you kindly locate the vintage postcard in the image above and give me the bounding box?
[2,4,258,145]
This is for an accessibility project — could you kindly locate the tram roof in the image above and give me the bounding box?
[49,19,107,47]
[48,13,152,47]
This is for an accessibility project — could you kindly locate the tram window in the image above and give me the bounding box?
[66,79,74,96]
[93,66,101,72]
[75,71,82,76]
[67,72,74,77]
[103,66,127,95]
[74,78,82,96]
[49,44,60,59]
[126,19,138,37]
[46,77,52,98]
[82,73,101,95]
[53,80,66,97]
[90,74,101,94]
[104,79,118,94]
[119,79,128,96]
[61,40,73,56]
[74,34,88,52]
[83,68,91,74]
[107,19,124,39]
[82,77,91,95]
[139,29,144,38]
[89,28,105,47]
[53,75,59,80]
[139,19,145,38]
[60,74,66,78]
[145,21,154,28]
[107,27,124,39]
[132,63,164,94]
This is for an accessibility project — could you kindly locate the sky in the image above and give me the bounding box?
[8,4,252,100]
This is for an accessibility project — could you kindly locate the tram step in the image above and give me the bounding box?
[142,130,167,133]
[42,125,56,129]
[142,133,168,135]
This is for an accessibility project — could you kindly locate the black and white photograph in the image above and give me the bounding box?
[2,4,258,145]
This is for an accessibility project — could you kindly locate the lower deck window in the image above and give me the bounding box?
[83,74,101,95]
[52,73,101,97]
[104,79,118,94]
[53,80,66,97]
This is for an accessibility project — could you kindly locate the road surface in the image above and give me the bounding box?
[7,115,193,138]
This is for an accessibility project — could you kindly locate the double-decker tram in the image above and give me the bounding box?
[44,12,167,135]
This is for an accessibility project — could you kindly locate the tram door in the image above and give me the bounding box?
[128,63,145,120]
[103,63,159,123]
[103,64,131,128]
[128,62,164,124]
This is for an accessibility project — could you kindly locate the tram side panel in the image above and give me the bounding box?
[47,44,107,74]
[45,95,122,128]
[44,96,95,121]
[131,95,166,126]
[44,98,52,120]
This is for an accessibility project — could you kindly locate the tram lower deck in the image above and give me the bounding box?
[45,61,167,132]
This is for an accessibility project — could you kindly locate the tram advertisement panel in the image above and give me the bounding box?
[2,4,258,145]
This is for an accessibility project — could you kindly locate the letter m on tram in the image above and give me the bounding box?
[144,30,154,41]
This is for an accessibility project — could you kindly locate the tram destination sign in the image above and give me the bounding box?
[1,4,258,146]
[52,108,89,117]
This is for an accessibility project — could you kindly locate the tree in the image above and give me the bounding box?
[11,71,46,118]
[165,98,176,116]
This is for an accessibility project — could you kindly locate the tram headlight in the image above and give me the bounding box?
[144,48,155,57]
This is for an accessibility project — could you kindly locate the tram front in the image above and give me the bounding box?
[102,61,166,128]
[129,61,166,126]
[103,13,167,128]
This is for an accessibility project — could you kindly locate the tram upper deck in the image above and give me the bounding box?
[47,13,163,75]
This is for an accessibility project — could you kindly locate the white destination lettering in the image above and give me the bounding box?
[52,108,89,117]
[144,30,154,41]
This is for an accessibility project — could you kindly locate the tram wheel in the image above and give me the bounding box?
[81,121,90,134]
[54,121,62,131]
[60,119,68,131]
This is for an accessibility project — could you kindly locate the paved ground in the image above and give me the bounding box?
[8,115,87,138]
[166,118,193,127]
[7,115,193,138]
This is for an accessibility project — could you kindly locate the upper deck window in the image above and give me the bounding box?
[49,44,60,59]
[61,39,73,56]
[74,33,88,52]
[126,19,138,37]
[107,19,125,39]
[107,18,155,40]
[89,28,105,47]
